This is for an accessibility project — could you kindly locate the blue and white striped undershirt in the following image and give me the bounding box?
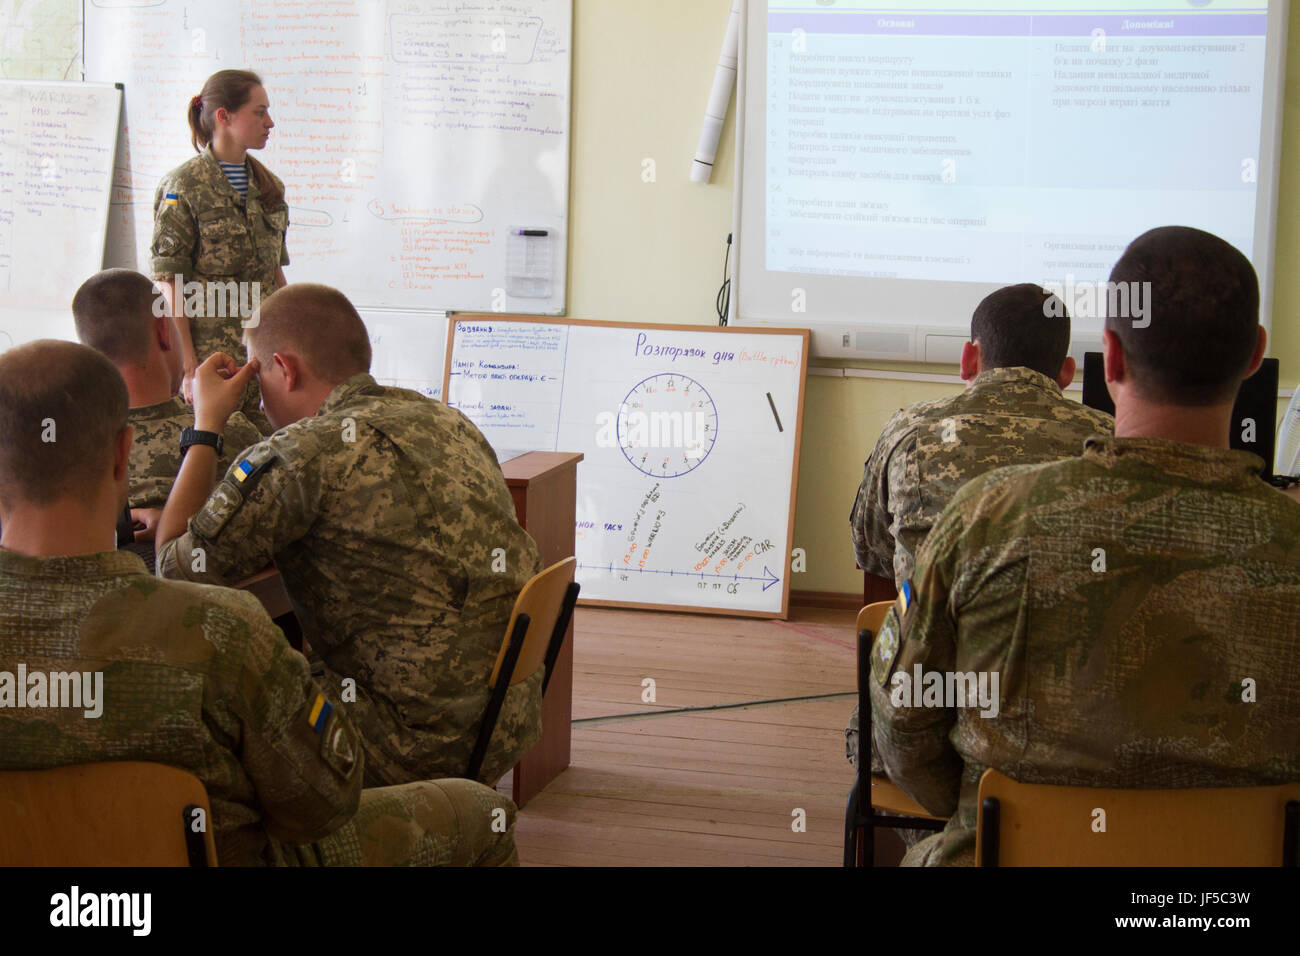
[218,160,249,199]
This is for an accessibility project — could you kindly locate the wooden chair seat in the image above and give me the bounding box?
[871,774,947,822]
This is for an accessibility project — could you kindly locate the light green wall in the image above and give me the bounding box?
[12,0,1300,595]
[570,0,1300,595]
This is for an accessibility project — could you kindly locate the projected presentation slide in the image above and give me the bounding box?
[765,1,1270,287]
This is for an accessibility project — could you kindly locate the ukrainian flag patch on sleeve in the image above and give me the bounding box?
[164,192,179,206]
[234,459,255,483]
[895,578,913,618]
[308,693,333,734]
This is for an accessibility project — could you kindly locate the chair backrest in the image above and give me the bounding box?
[976,768,1300,866]
[856,600,895,750]
[856,600,894,642]
[490,556,578,688]
[0,761,218,866]
[466,556,580,782]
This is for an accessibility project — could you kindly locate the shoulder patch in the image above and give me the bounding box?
[230,443,276,488]
[191,480,244,540]
[319,708,358,779]
[870,607,903,687]
[896,578,913,618]
[190,444,277,540]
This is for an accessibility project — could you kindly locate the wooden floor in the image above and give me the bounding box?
[509,605,857,866]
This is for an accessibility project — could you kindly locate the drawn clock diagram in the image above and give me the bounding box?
[617,372,718,477]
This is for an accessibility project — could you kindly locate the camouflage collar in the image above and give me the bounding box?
[0,548,148,579]
[968,366,1062,395]
[1083,436,1264,485]
[128,395,190,421]
[198,144,260,203]
[316,373,381,417]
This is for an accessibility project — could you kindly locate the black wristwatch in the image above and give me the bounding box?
[179,427,223,458]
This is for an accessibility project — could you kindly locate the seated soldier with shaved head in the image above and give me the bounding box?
[72,269,263,557]
[872,226,1300,865]
[0,340,519,865]
[845,284,1114,779]
[155,283,542,787]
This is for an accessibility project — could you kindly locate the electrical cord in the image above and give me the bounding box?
[716,233,732,325]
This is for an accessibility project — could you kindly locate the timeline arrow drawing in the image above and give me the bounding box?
[576,563,782,592]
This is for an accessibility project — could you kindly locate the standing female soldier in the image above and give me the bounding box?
[151,69,287,432]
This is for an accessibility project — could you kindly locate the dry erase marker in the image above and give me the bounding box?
[507,226,553,298]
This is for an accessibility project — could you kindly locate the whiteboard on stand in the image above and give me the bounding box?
[444,316,809,619]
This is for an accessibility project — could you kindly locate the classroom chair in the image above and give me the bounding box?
[0,761,217,866]
[843,600,948,867]
[466,556,580,784]
[976,768,1300,866]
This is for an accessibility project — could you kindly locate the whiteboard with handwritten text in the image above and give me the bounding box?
[445,317,809,618]
[0,80,120,353]
[84,0,570,315]
[363,309,448,401]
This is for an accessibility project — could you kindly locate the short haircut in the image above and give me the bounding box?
[0,340,129,508]
[72,269,159,366]
[245,283,372,383]
[1106,226,1259,406]
[970,283,1071,379]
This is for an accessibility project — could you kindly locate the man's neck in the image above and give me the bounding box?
[1112,399,1234,449]
[0,500,117,557]
[119,362,175,409]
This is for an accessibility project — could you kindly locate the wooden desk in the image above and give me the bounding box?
[236,566,303,652]
[863,569,897,607]
[502,451,583,808]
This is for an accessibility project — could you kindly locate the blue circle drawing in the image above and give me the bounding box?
[616,373,718,477]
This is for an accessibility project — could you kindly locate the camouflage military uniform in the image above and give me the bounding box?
[846,366,1113,772]
[869,437,1300,866]
[127,396,264,510]
[151,146,289,434]
[156,373,543,787]
[0,548,518,867]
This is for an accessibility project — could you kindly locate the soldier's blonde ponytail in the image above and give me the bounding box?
[187,69,285,211]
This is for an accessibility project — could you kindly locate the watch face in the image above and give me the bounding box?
[616,373,718,478]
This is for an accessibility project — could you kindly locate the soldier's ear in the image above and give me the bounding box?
[1102,329,1125,386]
[155,314,174,353]
[1055,356,1076,390]
[960,342,981,382]
[113,425,133,482]
[1243,325,1266,381]
[273,351,298,390]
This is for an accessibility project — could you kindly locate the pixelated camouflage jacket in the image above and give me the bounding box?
[128,396,264,510]
[850,366,1114,588]
[0,549,363,866]
[150,146,289,362]
[156,374,543,787]
[869,437,1300,866]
